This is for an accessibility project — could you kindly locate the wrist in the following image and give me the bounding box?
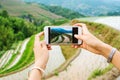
[34,62,46,70]
[98,43,113,58]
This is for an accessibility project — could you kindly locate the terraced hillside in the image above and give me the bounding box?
[0,0,62,19]
[1,18,120,80]
[0,36,34,77]
[0,0,120,80]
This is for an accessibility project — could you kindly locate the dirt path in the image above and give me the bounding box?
[6,39,30,69]
[47,49,109,80]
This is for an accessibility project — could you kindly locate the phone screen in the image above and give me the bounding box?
[48,27,78,44]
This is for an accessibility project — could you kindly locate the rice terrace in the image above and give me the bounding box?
[0,0,120,80]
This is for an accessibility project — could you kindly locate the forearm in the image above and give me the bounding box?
[29,69,42,80]
[111,50,120,70]
[99,43,120,70]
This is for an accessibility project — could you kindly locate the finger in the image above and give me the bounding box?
[34,32,44,46]
[35,32,44,42]
[74,23,89,34]
[36,32,44,38]
[74,34,84,40]
[75,45,79,48]
[74,23,82,27]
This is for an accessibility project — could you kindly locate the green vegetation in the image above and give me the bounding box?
[99,11,120,16]
[88,64,113,80]
[0,51,5,58]
[51,18,69,25]
[0,4,2,8]
[61,45,77,60]
[0,10,36,51]
[0,9,68,57]
[39,4,85,19]
[0,41,23,72]
[0,0,69,53]
[0,0,62,19]
[54,70,59,76]
[0,36,35,75]
[0,54,17,71]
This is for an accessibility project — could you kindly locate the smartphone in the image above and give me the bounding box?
[44,26,82,45]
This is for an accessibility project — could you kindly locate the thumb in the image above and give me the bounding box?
[74,34,84,40]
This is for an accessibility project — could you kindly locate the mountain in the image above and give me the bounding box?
[0,0,62,20]
[39,4,85,19]
[51,28,72,33]
[23,0,120,16]
[100,11,120,16]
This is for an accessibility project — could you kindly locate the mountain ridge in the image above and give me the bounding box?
[23,0,120,16]
[0,0,62,19]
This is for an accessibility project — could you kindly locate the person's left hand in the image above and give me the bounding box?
[33,32,51,70]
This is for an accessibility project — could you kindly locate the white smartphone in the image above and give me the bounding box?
[44,26,82,45]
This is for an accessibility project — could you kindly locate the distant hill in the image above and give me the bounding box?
[100,11,120,16]
[0,0,62,20]
[23,0,120,16]
[39,4,85,19]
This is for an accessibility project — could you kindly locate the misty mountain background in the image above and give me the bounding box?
[23,0,120,16]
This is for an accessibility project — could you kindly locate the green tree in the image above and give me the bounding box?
[1,10,9,18]
[15,31,25,40]
[0,4,2,8]
[0,25,14,50]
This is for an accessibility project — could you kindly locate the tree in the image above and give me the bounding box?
[15,31,25,40]
[0,4,2,8]
[1,10,9,18]
[0,25,14,50]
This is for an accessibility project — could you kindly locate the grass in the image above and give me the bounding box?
[0,35,35,75]
[0,53,17,72]
[54,70,59,76]
[0,0,62,19]
[0,35,45,77]
[0,51,5,58]
[60,45,78,60]
[0,41,23,72]
[88,64,113,80]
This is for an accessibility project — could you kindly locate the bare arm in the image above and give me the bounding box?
[28,32,51,80]
[73,23,120,70]
[99,43,120,70]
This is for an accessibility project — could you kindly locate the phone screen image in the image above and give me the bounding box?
[48,27,78,44]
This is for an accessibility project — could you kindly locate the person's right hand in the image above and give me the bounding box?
[72,23,112,57]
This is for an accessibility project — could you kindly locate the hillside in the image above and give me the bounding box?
[24,0,120,16]
[39,4,85,19]
[0,0,62,20]
[1,19,120,79]
[100,11,120,16]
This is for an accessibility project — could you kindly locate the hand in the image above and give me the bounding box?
[72,23,108,56]
[33,32,51,69]
[72,23,120,70]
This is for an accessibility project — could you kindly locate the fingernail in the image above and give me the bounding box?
[75,46,78,48]
[74,34,78,37]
